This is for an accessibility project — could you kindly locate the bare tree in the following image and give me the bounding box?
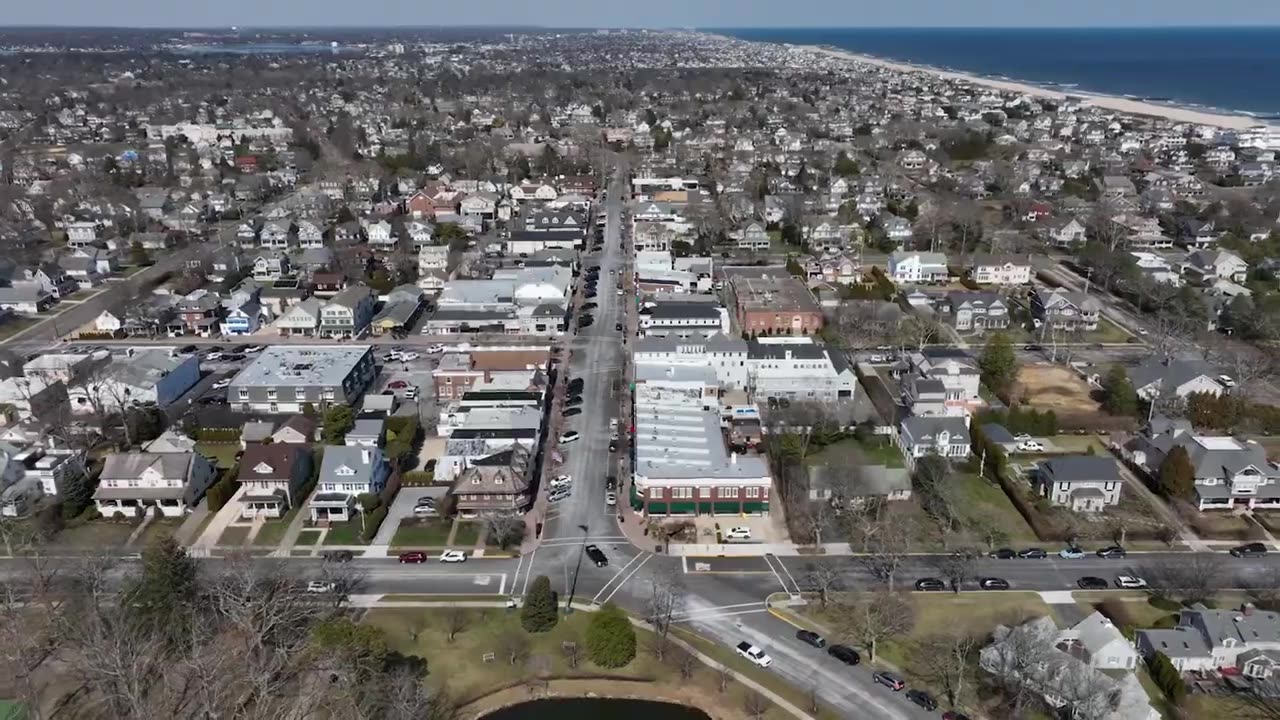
[444,604,470,643]
[984,620,1055,716]
[801,560,846,609]
[1233,677,1280,720]
[830,300,900,350]
[1139,555,1223,605]
[716,665,734,693]
[831,589,914,663]
[931,549,980,594]
[484,513,527,551]
[742,689,771,720]
[861,517,915,592]
[496,626,530,666]
[898,316,941,353]
[645,566,686,660]
[915,634,977,708]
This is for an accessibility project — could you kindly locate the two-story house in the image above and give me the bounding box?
[1035,455,1124,512]
[1138,603,1280,675]
[252,252,291,281]
[236,443,314,519]
[887,251,949,284]
[259,220,292,249]
[969,254,1032,286]
[1031,288,1101,332]
[308,446,389,522]
[943,291,1009,333]
[451,444,534,513]
[93,452,217,518]
[319,285,376,339]
[1183,249,1249,285]
[738,222,770,251]
[896,415,971,466]
[1128,418,1280,511]
[220,299,270,336]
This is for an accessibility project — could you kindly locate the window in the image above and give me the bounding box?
[238,389,249,400]
[672,487,692,499]
[648,487,663,499]
[266,389,277,400]
[746,487,761,499]
[699,487,711,499]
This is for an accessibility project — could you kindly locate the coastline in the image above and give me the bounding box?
[707,32,1266,131]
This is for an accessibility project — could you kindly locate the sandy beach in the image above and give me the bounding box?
[792,42,1265,131]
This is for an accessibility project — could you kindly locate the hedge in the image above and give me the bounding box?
[197,428,242,443]
[360,506,388,543]
[205,475,238,513]
[403,471,435,487]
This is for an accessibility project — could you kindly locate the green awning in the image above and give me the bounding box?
[713,502,741,515]
[741,502,769,514]
[668,502,696,514]
[648,502,668,514]
[697,502,713,514]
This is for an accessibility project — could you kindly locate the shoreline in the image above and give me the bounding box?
[458,678,736,720]
[708,32,1266,130]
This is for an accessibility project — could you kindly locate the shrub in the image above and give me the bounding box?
[357,493,381,513]
[521,575,559,633]
[1149,596,1182,612]
[196,428,241,443]
[586,603,636,668]
[1149,651,1186,704]
[205,476,238,513]
[403,471,435,486]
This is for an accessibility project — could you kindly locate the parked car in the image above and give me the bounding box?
[989,548,1016,559]
[723,527,752,540]
[568,379,585,392]
[398,551,427,564]
[439,550,467,563]
[1017,548,1048,559]
[605,491,617,506]
[906,690,937,711]
[548,489,571,503]
[559,431,580,444]
[872,671,905,691]
[563,408,582,417]
[1231,542,1268,558]
[427,344,446,354]
[1013,433,1033,442]
[735,642,772,668]
[565,395,583,407]
[979,577,1010,590]
[412,504,438,517]
[615,322,623,331]
[796,629,826,648]
[585,544,608,567]
[915,577,946,592]
[827,644,860,665]
[211,378,232,390]
[550,474,573,489]
[1115,575,1148,589]
[1096,545,1127,559]
[1016,440,1046,452]
[1059,547,1085,559]
[1077,576,1109,590]
[306,581,336,594]
[386,380,409,389]
[608,440,618,452]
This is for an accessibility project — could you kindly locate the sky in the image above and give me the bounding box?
[6,0,1280,29]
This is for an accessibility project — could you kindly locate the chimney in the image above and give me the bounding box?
[1244,602,1257,616]
[362,448,371,465]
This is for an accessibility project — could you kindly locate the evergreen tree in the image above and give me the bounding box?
[585,602,636,668]
[1149,652,1186,704]
[520,575,559,633]
[126,535,199,634]
[1158,446,1196,501]
[1101,365,1139,416]
[978,331,1018,395]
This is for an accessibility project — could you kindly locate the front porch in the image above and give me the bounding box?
[309,492,355,522]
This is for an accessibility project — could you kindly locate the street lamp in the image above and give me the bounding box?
[564,523,589,614]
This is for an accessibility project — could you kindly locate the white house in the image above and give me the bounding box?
[93,452,217,518]
[887,251,949,284]
[969,254,1032,286]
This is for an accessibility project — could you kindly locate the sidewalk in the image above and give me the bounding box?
[269,502,314,558]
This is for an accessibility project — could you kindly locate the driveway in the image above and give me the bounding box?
[372,486,449,546]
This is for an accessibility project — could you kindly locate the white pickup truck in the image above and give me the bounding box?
[735,641,773,668]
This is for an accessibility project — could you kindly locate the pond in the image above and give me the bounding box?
[482,698,711,720]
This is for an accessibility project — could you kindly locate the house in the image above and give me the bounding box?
[345,417,385,448]
[969,254,1032,286]
[983,613,1157,720]
[24,264,78,299]
[942,292,1009,332]
[451,444,534,513]
[1184,249,1248,284]
[259,220,291,249]
[236,443,314,519]
[272,415,316,444]
[1031,288,1101,332]
[319,285,376,338]
[1137,603,1280,675]
[252,252,291,281]
[365,219,395,249]
[807,463,911,505]
[308,446,390,522]
[274,297,322,336]
[69,348,201,410]
[738,222,770,251]
[1046,217,1088,248]
[1127,357,1226,401]
[1035,455,1124,512]
[805,253,861,285]
[0,285,55,314]
[1128,418,1280,511]
[228,345,376,413]
[887,251,949,284]
[93,452,217,518]
[896,416,971,465]
[220,300,270,336]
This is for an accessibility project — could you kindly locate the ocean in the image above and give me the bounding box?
[717,27,1280,119]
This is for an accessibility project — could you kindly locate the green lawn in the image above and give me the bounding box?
[1048,434,1108,454]
[218,525,250,546]
[251,508,300,546]
[0,317,39,341]
[953,472,1039,544]
[195,442,241,469]
[1079,317,1133,344]
[130,519,181,547]
[452,521,482,547]
[808,435,904,469]
[392,519,453,547]
[320,521,365,546]
[51,520,137,548]
[296,530,322,546]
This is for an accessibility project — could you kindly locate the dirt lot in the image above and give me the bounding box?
[1015,363,1099,413]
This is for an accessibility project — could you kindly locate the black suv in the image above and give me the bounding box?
[1232,542,1268,558]
[989,548,1016,559]
[915,577,946,592]
[584,544,608,567]
[1017,548,1048,559]
[795,629,826,648]
[1077,576,1109,590]
[906,689,937,711]
[827,644,860,665]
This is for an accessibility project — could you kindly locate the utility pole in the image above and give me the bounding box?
[564,523,589,614]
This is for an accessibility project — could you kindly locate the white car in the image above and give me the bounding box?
[306,581,336,593]
[549,474,573,489]
[244,345,265,354]
[548,490,571,503]
[615,288,624,296]
[397,352,420,362]
[559,431,580,444]
[211,378,232,390]
[427,344,446,354]
[205,352,224,362]
[439,550,467,563]
[1013,433,1033,442]
[605,491,617,507]
[724,527,752,540]
[1116,575,1148,589]
[1016,440,1046,453]
[735,642,773,668]
[1219,375,1237,388]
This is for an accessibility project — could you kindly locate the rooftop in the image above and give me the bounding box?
[633,384,770,484]
[230,345,371,388]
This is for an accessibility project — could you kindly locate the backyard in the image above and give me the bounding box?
[807,435,903,470]
[1013,363,1099,415]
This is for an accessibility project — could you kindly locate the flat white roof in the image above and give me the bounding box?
[1197,436,1245,451]
[231,345,370,387]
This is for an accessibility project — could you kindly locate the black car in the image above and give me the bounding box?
[615,322,623,331]
[989,548,1017,559]
[827,644,860,665]
[583,302,598,310]
[584,544,608,567]
[606,476,617,491]
[979,577,1010,590]
[563,408,582,417]
[585,291,596,299]
[795,629,826,648]
[578,317,594,328]
[609,440,618,452]
[1017,548,1048,559]
[906,690,937,712]
[179,345,199,354]
[568,379,585,392]
[565,395,583,407]
[1024,344,1042,351]
[1232,542,1268,558]
[915,577,946,592]
[1096,545,1127,559]
[1078,576,1109,590]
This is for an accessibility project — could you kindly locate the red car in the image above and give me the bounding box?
[398,551,427,564]
[387,380,409,389]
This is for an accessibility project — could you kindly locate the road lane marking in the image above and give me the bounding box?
[509,553,526,596]
[591,551,647,603]
[521,549,537,597]
[762,554,791,593]
[600,552,653,604]
[775,556,802,594]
